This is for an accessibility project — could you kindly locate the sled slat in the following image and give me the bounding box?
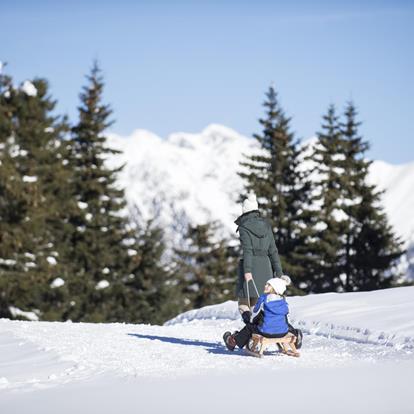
[249,333,300,357]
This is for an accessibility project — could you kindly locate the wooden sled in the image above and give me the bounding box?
[245,333,300,358]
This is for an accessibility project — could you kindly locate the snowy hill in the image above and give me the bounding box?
[106,124,414,275]
[167,286,414,350]
[1,287,414,413]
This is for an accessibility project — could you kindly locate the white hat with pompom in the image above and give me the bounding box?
[267,275,292,296]
[267,278,287,295]
[242,193,259,214]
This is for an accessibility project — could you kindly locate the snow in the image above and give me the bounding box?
[50,278,65,288]
[0,258,17,266]
[314,221,328,231]
[22,175,38,183]
[105,125,258,246]
[331,207,349,222]
[77,201,88,210]
[368,160,414,243]
[332,153,346,161]
[0,287,414,412]
[95,280,110,290]
[106,125,414,260]
[46,256,57,266]
[169,287,414,350]
[7,306,39,322]
[21,80,37,97]
[9,144,21,158]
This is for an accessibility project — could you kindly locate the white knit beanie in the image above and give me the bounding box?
[267,277,287,295]
[242,194,259,214]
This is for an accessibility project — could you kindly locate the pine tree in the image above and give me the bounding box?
[66,62,139,322]
[305,104,349,292]
[308,103,404,292]
[0,68,26,318]
[239,85,315,289]
[174,222,236,310]
[339,102,404,291]
[0,68,74,320]
[123,211,180,324]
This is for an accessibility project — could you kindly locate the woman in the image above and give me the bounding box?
[235,193,283,312]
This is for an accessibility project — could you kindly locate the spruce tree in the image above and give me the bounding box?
[305,104,348,292]
[0,68,26,318]
[308,103,404,292]
[174,222,236,310]
[67,62,138,322]
[239,85,315,289]
[0,69,74,320]
[339,102,404,291]
[124,212,180,324]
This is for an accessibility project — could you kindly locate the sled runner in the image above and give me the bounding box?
[245,333,300,358]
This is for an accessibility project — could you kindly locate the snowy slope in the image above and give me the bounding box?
[1,287,414,413]
[168,286,414,350]
[368,160,414,244]
[107,125,414,246]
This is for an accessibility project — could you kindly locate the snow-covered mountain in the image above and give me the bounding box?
[106,124,414,274]
[106,124,258,244]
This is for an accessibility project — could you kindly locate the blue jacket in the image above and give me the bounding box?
[253,293,289,335]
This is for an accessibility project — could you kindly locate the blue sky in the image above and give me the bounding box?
[2,0,413,163]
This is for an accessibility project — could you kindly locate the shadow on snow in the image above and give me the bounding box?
[127,333,240,356]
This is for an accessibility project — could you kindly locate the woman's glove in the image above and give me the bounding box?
[244,272,253,282]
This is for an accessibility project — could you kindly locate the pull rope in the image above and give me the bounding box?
[251,278,260,297]
[246,277,260,309]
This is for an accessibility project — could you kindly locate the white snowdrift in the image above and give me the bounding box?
[167,286,414,350]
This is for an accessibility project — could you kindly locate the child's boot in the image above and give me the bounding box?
[223,331,237,351]
[295,329,303,349]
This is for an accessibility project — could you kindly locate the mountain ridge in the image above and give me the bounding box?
[105,124,414,277]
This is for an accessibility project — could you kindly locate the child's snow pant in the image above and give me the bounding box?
[234,322,288,349]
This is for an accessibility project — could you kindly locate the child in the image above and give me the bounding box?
[223,275,302,351]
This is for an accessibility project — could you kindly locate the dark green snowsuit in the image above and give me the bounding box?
[235,211,283,299]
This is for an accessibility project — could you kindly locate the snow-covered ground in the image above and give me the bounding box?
[1,287,413,413]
